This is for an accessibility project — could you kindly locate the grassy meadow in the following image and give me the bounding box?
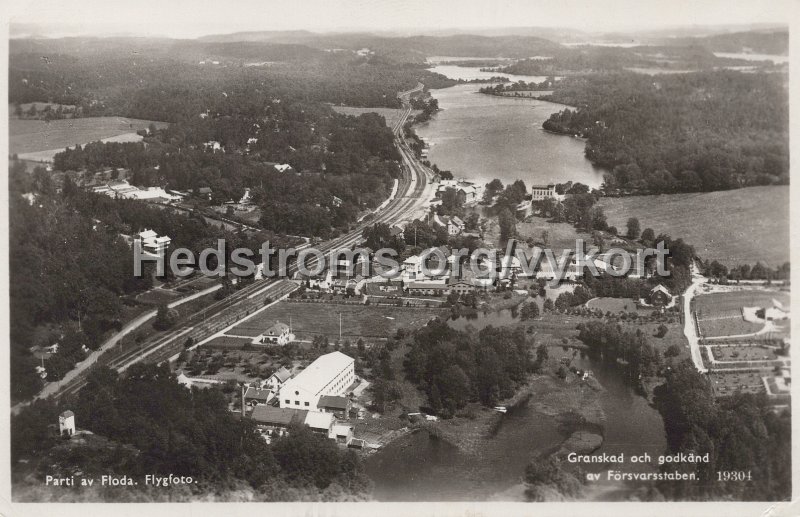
[597,186,789,267]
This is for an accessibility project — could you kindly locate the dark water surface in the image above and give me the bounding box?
[365,309,666,501]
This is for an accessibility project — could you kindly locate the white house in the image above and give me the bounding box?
[59,410,76,437]
[531,184,558,201]
[457,185,478,203]
[262,366,293,391]
[448,216,465,235]
[433,214,465,236]
[273,163,294,173]
[296,269,333,291]
[402,254,425,281]
[204,140,223,152]
[256,322,291,345]
[137,229,171,256]
[331,423,354,445]
[278,352,355,410]
[304,411,335,437]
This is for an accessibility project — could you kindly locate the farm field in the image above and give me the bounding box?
[697,316,763,338]
[330,106,420,129]
[694,288,789,338]
[226,301,448,341]
[10,116,168,158]
[694,289,790,314]
[597,186,789,266]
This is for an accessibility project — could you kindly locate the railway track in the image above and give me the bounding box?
[46,88,432,402]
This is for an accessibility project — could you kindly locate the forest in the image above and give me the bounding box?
[8,158,284,400]
[403,320,532,416]
[49,89,404,238]
[9,41,454,114]
[11,364,369,501]
[540,71,789,194]
[652,362,791,501]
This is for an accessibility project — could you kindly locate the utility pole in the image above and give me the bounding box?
[339,313,342,342]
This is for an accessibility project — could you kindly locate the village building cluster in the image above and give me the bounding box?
[238,351,362,446]
[294,241,653,301]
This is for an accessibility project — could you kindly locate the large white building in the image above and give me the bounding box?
[531,184,558,201]
[137,229,171,255]
[278,351,355,410]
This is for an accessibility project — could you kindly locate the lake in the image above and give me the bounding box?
[713,52,789,64]
[415,82,606,189]
[366,308,667,501]
[428,64,551,83]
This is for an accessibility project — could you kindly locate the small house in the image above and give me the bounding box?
[250,406,307,438]
[244,387,273,407]
[331,423,354,445]
[59,410,76,437]
[304,411,335,437]
[649,285,672,306]
[257,322,291,345]
[318,395,350,418]
[263,366,293,392]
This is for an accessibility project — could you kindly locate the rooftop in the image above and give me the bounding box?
[266,322,290,335]
[304,411,334,430]
[651,284,671,295]
[250,405,307,426]
[244,387,272,400]
[271,366,292,383]
[281,351,354,396]
[318,395,349,410]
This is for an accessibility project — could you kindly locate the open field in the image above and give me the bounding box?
[697,316,763,338]
[709,345,779,362]
[694,288,789,338]
[585,297,639,313]
[10,116,168,157]
[486,215,591,251]
[330,106,421,129]
[710,371,767,396]
[694,289,790,314]
[597,186,789,266]
[226,301,448,341]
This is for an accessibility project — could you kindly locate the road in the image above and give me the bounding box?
[37,83,435,403]
[682,263,709,373]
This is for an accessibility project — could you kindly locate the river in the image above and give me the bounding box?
[415,76,606,189]
[365,308,667,501]
[364,65,663,501]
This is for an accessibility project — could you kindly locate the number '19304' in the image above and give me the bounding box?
[717,471,752,481]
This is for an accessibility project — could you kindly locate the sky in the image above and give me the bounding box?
[6,0,794,39]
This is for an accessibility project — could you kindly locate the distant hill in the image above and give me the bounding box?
[690,29,788,55]
[199,31,563,62]
[636,28,789,55]
[10,37,326,63]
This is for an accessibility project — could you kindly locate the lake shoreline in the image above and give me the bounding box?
[366,371,607,501]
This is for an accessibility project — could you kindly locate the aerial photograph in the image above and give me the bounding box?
[5,0,793,511]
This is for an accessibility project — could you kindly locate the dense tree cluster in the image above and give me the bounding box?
[653,362,790,500]
[9,40,455,114]
[8,159,279,399]
[576,321,661,381]
[540,71,788,194]
[702,260,790,282]
[403,320,532,416]
[11,364,368,499]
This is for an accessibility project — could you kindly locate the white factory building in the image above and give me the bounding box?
[278,351,355,410]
